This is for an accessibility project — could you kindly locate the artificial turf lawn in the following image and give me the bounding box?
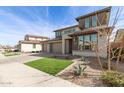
[25,57,73,75]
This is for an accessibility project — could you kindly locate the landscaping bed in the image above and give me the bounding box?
[25,57,73,76]
[101,71,124,87]
[58,58,104,87]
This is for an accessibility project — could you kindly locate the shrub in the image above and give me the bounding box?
[102,62,115,70]
[101,71,124,87]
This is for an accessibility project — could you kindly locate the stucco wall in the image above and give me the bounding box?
[72,50,96,57]
[20,43,42,52]
[97,32,108,58]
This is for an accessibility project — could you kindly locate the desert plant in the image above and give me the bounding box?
[74,63,87,76]
[101,71,124,87]
[81,56,85,61]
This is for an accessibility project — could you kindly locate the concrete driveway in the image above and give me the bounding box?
[0,53,78,87]
[0,53,42,64]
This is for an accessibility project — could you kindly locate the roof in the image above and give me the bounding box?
[25,34,49,39]
[54,25,78,32]
[76,6,111,21]
[69,26,112,37]
[19,40,43,44]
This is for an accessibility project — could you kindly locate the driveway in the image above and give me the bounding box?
[0,53,78,87]
[0,53,42,64]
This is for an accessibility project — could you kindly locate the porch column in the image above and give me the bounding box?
[62,38,65,54]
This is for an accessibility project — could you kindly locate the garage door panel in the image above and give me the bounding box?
[51,42,62,54]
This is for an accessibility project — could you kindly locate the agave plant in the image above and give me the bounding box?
[74,64,87,76]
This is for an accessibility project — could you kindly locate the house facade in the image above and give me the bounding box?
[18,34,49,52]
[114,29,124,42]
[43,7,112,58]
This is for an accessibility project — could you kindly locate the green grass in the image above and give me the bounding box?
[25,57,73,75]
[2,52,21,56]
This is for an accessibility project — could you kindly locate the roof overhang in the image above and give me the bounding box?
[19,40,42,44]
[54,25,78,32]
[69,26,112,37]
[76,7,111,21]
[43,38,62,44]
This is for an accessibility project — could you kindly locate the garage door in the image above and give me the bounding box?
[51,42,62,54]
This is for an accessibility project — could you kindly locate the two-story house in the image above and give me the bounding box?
[18,34,49,52]
[43,7,112,58]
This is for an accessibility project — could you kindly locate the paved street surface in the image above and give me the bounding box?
[0,53,78,87]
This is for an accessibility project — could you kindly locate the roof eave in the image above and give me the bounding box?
[76,6,111,21]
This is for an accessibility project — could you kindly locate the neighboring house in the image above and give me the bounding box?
[18,34,49,52]
[43,7,112,58]
[0,44,4,52]
[114,29,124,42]
[111,29,124,49]
[111,29,124,61]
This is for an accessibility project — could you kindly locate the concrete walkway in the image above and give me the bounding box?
[0,53,78,87]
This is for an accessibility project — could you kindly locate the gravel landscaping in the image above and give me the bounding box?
[57,57,105,87]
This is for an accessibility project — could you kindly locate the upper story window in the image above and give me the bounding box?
[92,15,97,27]
[64,28,76,34]
[85,17,90,29]
[55,31,61,38]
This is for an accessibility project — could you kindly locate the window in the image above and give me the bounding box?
[85,17,90,28]
[33,44,36,49]
[55,31,61,38]
[78,34,97,51]
[79,36,84,42]
[91,34,97,42]
[92,15,97,27]
[64,28,76,34]
[84,35,90,42]
[84,35,91,50]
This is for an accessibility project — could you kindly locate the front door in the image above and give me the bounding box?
[65,39,72,54]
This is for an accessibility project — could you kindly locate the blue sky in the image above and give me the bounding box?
[0,6,124,46]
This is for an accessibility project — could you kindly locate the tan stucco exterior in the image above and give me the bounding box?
[19,43,42,52]
[43,7,111,58]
